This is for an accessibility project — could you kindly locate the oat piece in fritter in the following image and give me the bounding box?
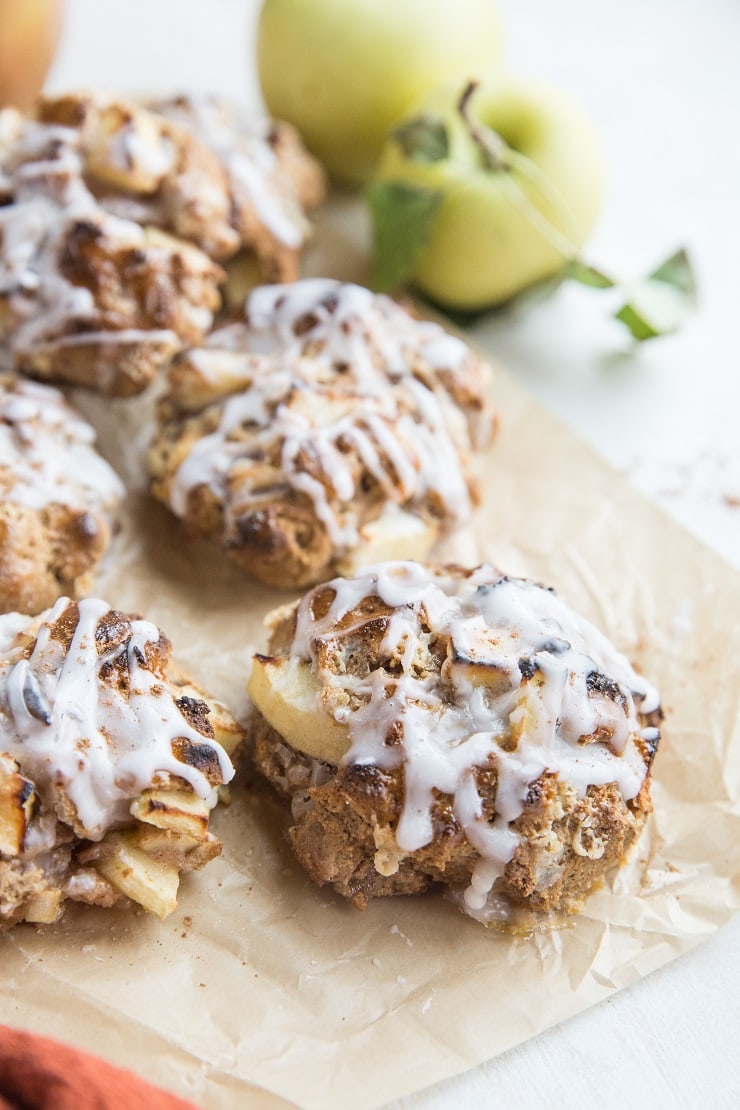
[0,597,244,929]
[149,279,496,588]
[0,376,123,614]
[0,102,223,395]
[248,561,662,927]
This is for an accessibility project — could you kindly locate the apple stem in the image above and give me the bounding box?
[457,80,507,170]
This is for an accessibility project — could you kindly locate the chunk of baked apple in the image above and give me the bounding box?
[96,832,180,920]
[130,789,211,839]
[0,754,34,857]
[337,505,440,575]
[85,104,174,194]
[449,647,511,693]
[248,655,349,765]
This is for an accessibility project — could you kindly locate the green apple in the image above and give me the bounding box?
[256,0,504,186]
[368,77,605,311]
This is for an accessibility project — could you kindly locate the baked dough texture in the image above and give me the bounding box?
[0,374,124,614]
[0,92,324,394]
[249,561,662,927]
[0,597,243,929]
[145,94,325,281]
[149,279,496,588]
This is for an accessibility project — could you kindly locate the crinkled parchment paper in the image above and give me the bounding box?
[2,200,740,1110]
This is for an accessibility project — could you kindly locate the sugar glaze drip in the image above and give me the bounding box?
[150,95,309,249]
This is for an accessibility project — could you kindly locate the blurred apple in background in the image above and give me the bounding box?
[0,0,64,109]
[368,78,604,312]
[257,0,504,186]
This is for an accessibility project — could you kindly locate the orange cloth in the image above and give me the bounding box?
[0,1025,200,1109]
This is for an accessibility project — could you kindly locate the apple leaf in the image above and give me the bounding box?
[649,247,696,294]
[565,248,696,341]
[614,249,697,341]
[366,181,442,293]
[392,114,450,163]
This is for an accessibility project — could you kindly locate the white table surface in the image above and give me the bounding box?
[46,1,740,1106]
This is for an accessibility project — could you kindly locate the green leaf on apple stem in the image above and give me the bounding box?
[366,181,442,293]
[392,115,450,163]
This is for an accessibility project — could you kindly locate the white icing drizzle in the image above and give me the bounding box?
[228,150,306,248]
[0,117,89,207]
[0,377,124,514]
[0,597,234,839]
[150,95,309,249]
[103,121,176,183]
[244,280,476,390]
[0,197,59,293]
[290,562,660,911]
[167,280,491,551]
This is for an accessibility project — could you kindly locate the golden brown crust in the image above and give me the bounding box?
[0,165,224,395]
[0,501,108,615]
[53,221,220,345]
[252,705,651,914]
[223,497,338,589]
[10,217,223,396]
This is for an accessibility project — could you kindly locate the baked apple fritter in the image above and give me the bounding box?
[149,278,495,587]
[249,561,661,928]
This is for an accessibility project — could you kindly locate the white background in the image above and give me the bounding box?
[47,1,740,1106]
